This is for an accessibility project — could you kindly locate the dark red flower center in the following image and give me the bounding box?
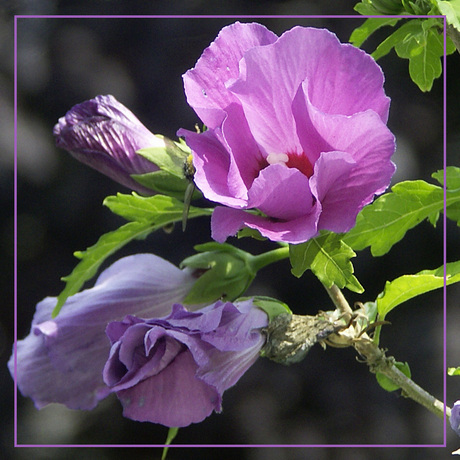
[266,152,314,178]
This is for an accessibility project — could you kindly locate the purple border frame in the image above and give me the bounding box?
[12,13,449,450]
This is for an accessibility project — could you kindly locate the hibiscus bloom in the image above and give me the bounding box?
[103,299,268,427]
[54,94,162,195]
[178,22,396,244]
[8,254,198,411]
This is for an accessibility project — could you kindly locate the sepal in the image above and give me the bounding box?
[134,138,202,200]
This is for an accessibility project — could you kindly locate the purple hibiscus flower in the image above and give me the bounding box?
[178,22,396,244]
[54,94,161,194]
[452,401,460,437]
[8,254,198,411]
[103,299,268,427]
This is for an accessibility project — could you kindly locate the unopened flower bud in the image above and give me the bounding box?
[54,94,163,194]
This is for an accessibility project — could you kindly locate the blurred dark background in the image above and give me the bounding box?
[2,1,460,459]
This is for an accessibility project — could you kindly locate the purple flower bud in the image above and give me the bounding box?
[54,95,162,194]
[178,22,396,244]
[451,400,460,437]
[8,254,198,411]
[103,299,268,427]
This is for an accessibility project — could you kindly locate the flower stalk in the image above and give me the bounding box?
[324,284,449,419]
[250,246,290,272]
[352,333,450,419]
[324,283,354,322]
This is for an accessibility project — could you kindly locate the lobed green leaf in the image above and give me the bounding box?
[53,220,154,317]
[395,20,446,92]
[432,166,460,189]
[354,0,405,15]
[365,17,453,91]
[349,17,401,48]
[103,193,212,224]
[376,260,460,319]
[289,232,364,293]
[371,19,424,61]
[343,180,460,256]
[53,194,212,317]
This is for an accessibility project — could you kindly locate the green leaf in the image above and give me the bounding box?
[53,220,153,317]
[371,20,424,61]
[354,2,381,14]
[369,17,452,91]
[343,180,460,256]
[402,0,436,15]
[354,0,405,14]
[376,361,411,392]
[376,260,460,320]
[394,20,446,92]
[103,193,212,224]
[350,17,401,48]
[448,367,460,376]
[432,166,460,189]
[433,0,460,32]
[53,194,212,317]
[289,232,364,293]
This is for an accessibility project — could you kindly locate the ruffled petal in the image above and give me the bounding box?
[196,334,265,395]
[211,206,321,244]
[104,300,267,427]
[229,27,389,157]
[183,22,277,129]
[221,103,265,200]
[9,254,197,410]
[279,27,390,121]
[117,350,221,427]
[180,24,395,245]
[202,300,269,351]
[9,308,112,410]
[177,127,246,207]
[247,163,315,220]
[150,303,227,335]
[309,151,358,232]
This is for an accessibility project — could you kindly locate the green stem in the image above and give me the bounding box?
[250,245,290,272]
